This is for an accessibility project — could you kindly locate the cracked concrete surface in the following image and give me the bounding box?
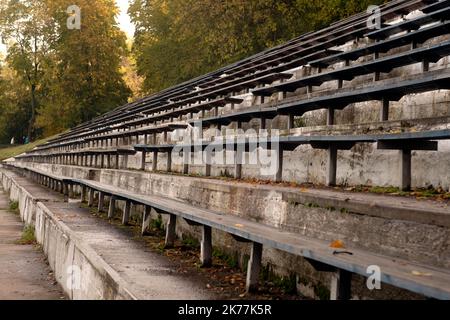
[0,189,65,300]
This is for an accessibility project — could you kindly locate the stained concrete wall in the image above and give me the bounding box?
[118,33,450,190]
[14,163,448,299]
[1,173,37,225]
[0,170,136,300]
[8,15,450,300]
[123,117,450,191]
[27,34,450,190]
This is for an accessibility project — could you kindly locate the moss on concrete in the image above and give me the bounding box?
[16,225,37,245]
[9,201,19,215]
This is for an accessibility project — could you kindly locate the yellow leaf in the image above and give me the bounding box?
[330,240,345,249]
[411,271,432,277]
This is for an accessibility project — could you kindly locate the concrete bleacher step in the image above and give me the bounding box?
[366,2,450,40]
[6,0,450,301]
[44,201,218,300]
[5,165,450,299]
[30,1,440,145]
[253,41,450,97]
[0,169,218,300]
[311,20,450,68]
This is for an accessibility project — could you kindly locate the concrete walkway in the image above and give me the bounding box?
[0,188,65,300]
[45,200,219,299]
[0,170,219,300]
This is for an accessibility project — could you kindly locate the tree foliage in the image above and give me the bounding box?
[40,0,131,132]
[0,63,31,144]
[130,0,386,94]
[0,0,53,140]
[0,0,131,140]
[0,0,389,142]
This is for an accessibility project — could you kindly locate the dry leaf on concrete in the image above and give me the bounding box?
[411,271,432,277]
[330,240,345,249]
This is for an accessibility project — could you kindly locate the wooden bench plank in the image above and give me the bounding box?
[67,178,450,299]
[253,41,450,97]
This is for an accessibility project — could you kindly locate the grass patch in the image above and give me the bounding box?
[304,202,320,208]
[213,248,238,268]
[294,117,307,128]
[219,169,234,179]
[150,214,164,231]
[369,186,403,194]
[0,134,59,161]
[314,282,331,300]
[261,265,298,295]
[412,188,441,198]
[182,235,200,249]
[349,185,450,200]
[16,225,37,245]
[9,201,19,214]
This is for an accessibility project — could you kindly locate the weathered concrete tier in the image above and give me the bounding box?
[0,189,65,300]
[11,162,450,299]
[0,169,217,300]
[129,117,450,190]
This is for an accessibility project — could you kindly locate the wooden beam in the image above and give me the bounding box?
[88,188,95,207]
[165,214,177,248]
[275,148,284,183]
[422,59,429,72]
[81,185,87,203]
[287,115,295,130]
[108,196,116,219]
[260,117,266,130]
[330,269,352,300]
[123,200,131,225]
[69,184,74,198]
[380,98,389,122]
[201,225,213,268]
[98,192,105,212]
[142,206,152,236]
[327,107,335,126]
[141,151,147,171]
[123,155,129,169]
[205,163,212,177]
[246,242,263,293]
[183,151,190,175]
[63,182,69,201]
[236,144,245,180]
[152,151,158,172]
[167,151,172,173]
[327,145,338,186]
[377,140,438,151]
[401,149,412,191]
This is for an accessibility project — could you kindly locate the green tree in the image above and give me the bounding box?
[0,63,31,144]
[0,0,53,141]
[1,0,131,138]
[130,0,386,94]
[37,0,131,134]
